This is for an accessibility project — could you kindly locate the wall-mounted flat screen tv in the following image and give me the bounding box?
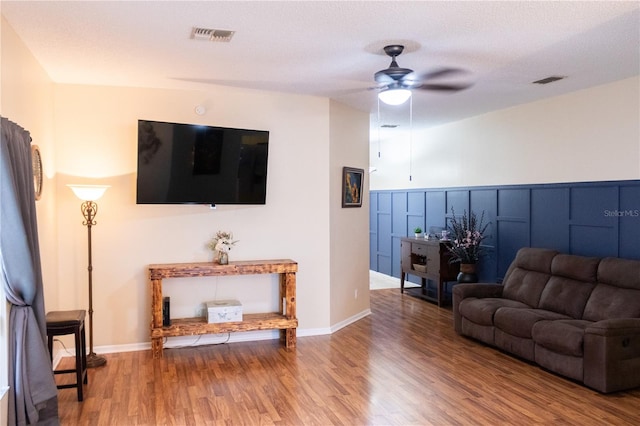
[136,119,269,205]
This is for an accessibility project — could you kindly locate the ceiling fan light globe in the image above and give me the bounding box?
[378,88,412,105]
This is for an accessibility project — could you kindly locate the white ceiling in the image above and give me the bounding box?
[2,1,639,130]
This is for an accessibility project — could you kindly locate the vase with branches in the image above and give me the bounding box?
[447,207,490,261]
[447,208,490,283]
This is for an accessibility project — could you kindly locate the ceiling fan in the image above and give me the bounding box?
[374,44,471,105]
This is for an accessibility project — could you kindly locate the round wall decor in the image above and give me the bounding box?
[31,144,43,200]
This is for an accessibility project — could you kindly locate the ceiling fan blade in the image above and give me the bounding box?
[420,67,467,80]
[374,71,395,84]
[368,83,392,92]
[416,83,472,92]
[400,68,469,87]
[398,72,423,87]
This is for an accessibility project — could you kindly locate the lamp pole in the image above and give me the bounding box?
[68,184,110,368]
[80,200,106,368]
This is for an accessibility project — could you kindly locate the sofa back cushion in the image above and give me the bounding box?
[502,248,558,307]
[583,257,640,321]
[597,257,640,290]
[538,254,599,318]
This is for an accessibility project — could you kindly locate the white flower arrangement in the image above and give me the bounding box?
[207,231,238,253]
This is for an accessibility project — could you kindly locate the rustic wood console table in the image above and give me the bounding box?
[148,259,298,358]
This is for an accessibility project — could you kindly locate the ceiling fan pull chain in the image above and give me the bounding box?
[410,98,414,181]
[377,97,382,158]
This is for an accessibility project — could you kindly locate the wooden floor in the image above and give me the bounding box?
[56,288,640,425]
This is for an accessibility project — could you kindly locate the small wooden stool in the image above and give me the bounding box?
[46,310,88,401]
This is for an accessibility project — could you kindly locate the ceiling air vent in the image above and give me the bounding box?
[532,76,566,85]
[190,27,235,42]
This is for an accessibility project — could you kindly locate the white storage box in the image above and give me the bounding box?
[206,299,243,323]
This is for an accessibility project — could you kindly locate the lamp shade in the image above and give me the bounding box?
[378,88,412,106]
[67,184,110,201]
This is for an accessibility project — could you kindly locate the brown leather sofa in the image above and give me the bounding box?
[453,247,640,393]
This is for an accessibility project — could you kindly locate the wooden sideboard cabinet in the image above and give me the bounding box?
[400,238,459,307]
[148,259,298,358]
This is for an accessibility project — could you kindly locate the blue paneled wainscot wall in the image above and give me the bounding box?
[370,180,640,288]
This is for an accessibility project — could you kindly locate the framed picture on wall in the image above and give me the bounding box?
[342,167,364,208]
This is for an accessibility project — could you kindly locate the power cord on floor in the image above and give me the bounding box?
[163,332,231,349]
[52,337,77,357]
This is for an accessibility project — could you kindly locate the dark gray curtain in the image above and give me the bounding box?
[1,117,58,425]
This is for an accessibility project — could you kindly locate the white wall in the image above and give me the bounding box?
[329,100,371,328]
[52,83,338,347]
[370,76,640,190]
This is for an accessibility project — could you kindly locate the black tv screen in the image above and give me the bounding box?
[136,119,269,205]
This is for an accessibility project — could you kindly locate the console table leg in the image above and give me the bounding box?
[281,328,296,348]
[150,277,165,358]
[400,272,406,293]
[151,337,163,359]
[280,272,297,349]
[282,272,296,319]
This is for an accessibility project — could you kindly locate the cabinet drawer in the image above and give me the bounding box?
[412,243,428,255]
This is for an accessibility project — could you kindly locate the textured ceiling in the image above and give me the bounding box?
[2,1,639,130]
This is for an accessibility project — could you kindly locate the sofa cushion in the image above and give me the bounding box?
[494,308,569,339]
[597,257,640,290]
[538,276,596,319]
[536,253,599,318]
[551,253,599,282]
[504,247,558,278]
[582,257,640,322]
[583,284,640,322]
[459,298,529,326]
[501,248,557,307]
[532,319,592,357]
[502,268,553,308]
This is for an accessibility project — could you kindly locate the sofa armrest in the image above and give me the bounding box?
[584,318,640,393]
[452,283,503,334]
[586,318,640,337]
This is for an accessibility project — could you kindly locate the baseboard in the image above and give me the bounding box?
[330,308,372,334]
[53,312,372,356]
[51,347,68,369]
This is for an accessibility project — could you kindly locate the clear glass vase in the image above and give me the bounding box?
[217,251,229,265]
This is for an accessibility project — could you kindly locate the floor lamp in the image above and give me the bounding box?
[68,184,110,368]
